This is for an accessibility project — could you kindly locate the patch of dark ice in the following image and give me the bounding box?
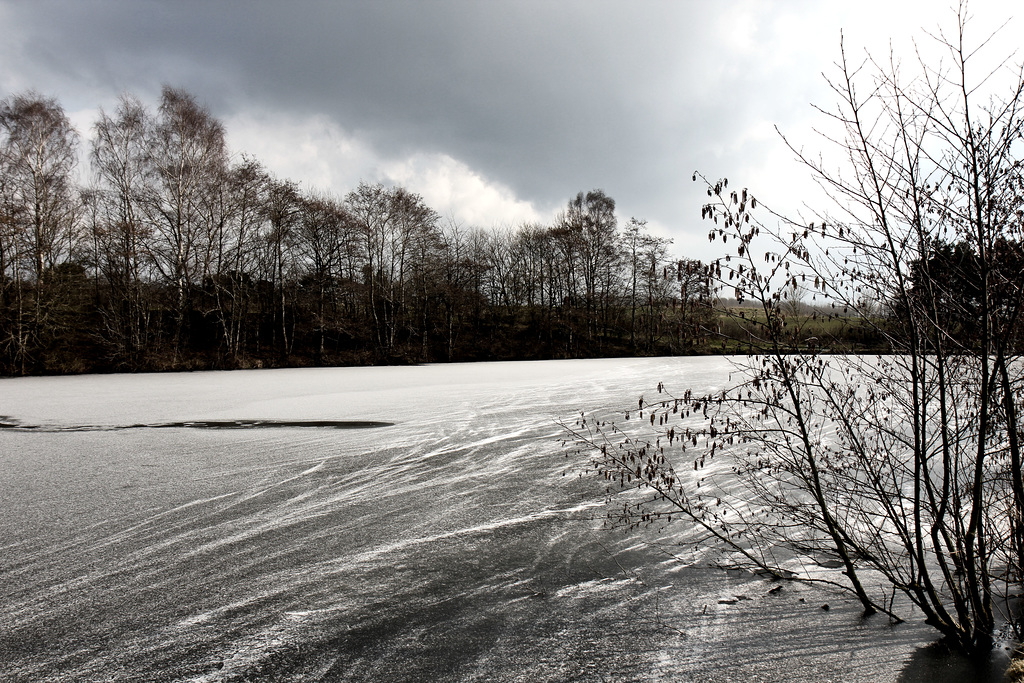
[0,418,394,432]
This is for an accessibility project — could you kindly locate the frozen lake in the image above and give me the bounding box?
[0,358,993,681]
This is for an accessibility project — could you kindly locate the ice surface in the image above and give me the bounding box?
[0,358,1002,681]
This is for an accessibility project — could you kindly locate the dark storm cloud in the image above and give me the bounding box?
[4,4,766,190]
[2,1,1011,253]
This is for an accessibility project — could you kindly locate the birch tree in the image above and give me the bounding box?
[0,92,80,373]
[146,86,227,356]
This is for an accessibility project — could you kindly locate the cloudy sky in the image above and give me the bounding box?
[0,1,1018,261]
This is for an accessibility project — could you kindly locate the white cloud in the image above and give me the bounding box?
[225,109,547,228]
[224,111,379,196]
[381,152,545,228]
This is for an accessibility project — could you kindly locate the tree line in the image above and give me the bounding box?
[0,87,713,375]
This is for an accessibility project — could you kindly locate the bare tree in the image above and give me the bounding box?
[0,92,80,283]
[435,217,488,360]
[262,177,300,358]
[295,189,355,362]
[346,182,438,358]
[621,217,649,350]
[563,190,619,345]
[205,156,271,364]
[0,92,80,373]
[567,8,1024,658]
[90,93,152,367]
[145,86,227,357]
[673,257,712,351]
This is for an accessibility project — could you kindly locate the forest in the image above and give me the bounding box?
[0,86,888,376]
[0,86,728,375]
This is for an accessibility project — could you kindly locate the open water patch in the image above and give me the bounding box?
[0,416,393,432]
